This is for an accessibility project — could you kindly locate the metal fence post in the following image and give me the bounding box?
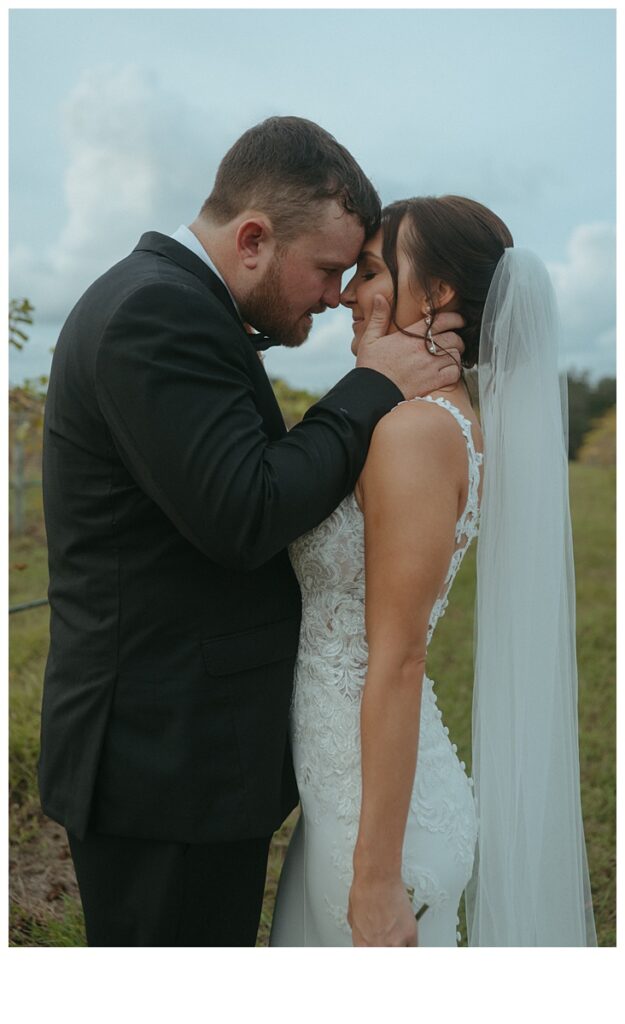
[12,431,25,537]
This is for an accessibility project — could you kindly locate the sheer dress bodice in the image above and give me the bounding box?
[271,397,483,946]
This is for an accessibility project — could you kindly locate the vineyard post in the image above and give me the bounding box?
[12,416,26,537]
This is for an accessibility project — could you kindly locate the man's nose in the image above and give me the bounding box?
[322,279,343,309]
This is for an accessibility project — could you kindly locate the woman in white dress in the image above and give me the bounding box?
[270,196,596,947]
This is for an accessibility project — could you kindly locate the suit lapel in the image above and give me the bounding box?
[134,232,243,327]
[133,233,287,441]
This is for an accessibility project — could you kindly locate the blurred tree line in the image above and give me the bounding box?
[566,373,616,461]
[463,369,615,462]
[8,299,616,467]
[576,406,616,467]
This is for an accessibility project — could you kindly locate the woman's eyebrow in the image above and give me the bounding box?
[357,250,384,263]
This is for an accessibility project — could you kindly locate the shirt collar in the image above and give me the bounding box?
[171,225,241,318]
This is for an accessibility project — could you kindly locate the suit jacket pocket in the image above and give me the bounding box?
[201,616,301,676]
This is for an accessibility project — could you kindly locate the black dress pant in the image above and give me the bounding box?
[67,829,272,946]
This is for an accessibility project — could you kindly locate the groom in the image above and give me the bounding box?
[39,116,463,946]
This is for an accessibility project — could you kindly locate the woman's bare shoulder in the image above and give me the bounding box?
[370,397,470,459]
[356,396,477,511]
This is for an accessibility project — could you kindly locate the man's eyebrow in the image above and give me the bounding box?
[318,259,355,270]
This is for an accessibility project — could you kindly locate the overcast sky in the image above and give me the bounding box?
[8,6,616,390]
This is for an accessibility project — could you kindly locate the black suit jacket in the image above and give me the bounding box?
[39,232,402,843]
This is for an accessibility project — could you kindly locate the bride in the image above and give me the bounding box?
[270,195,596,947]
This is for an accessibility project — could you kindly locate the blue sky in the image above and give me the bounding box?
[8,6,616,389]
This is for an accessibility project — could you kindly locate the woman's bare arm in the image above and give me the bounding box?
[348,401,465,946]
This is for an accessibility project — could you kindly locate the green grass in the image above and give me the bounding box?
[9,463,615,946]
[9,536,50,845]
[10,896,87,948]
[428,463,616,945]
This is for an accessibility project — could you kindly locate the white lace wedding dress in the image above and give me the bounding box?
[270,397,483,947]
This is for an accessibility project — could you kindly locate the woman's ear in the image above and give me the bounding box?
[425,279,456,314]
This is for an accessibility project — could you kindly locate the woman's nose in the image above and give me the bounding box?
[340,281,355,308]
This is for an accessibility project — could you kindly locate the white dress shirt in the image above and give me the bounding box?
[171,224,241,318]
[170,224,269,361]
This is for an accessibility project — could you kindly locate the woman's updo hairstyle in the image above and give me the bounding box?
[381,196,514,369]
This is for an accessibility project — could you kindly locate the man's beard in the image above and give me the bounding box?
[239,255,316,349]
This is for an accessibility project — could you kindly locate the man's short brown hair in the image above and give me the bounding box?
[200,116,380,242]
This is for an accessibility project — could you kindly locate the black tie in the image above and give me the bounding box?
[250,333,279,351]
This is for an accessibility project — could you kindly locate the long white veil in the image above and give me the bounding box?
[465,248,597,946]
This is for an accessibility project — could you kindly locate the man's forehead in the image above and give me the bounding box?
[302,208,365,262]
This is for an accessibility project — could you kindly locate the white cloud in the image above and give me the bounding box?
[9,64,616,391]
[547,222,616,380]
[9,64,231,322]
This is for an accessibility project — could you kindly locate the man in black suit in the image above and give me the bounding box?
[39,116,463,945]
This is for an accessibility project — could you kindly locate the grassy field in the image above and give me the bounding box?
[9,463,615,946]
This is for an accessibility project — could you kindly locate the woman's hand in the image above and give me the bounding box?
[348,875,418,947]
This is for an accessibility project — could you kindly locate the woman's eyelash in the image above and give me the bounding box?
[361,272,376,281]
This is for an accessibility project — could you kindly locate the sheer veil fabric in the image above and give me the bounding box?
[465,249,597,945]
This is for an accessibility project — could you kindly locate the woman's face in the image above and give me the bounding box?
[340,220,428,355]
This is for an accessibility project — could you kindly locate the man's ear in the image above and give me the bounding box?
[235,216,274,270]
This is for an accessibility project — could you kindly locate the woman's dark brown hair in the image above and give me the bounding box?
[381,196,514,368]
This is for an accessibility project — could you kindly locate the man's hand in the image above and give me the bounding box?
[355,295,465,400]
[348,875,418,947]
